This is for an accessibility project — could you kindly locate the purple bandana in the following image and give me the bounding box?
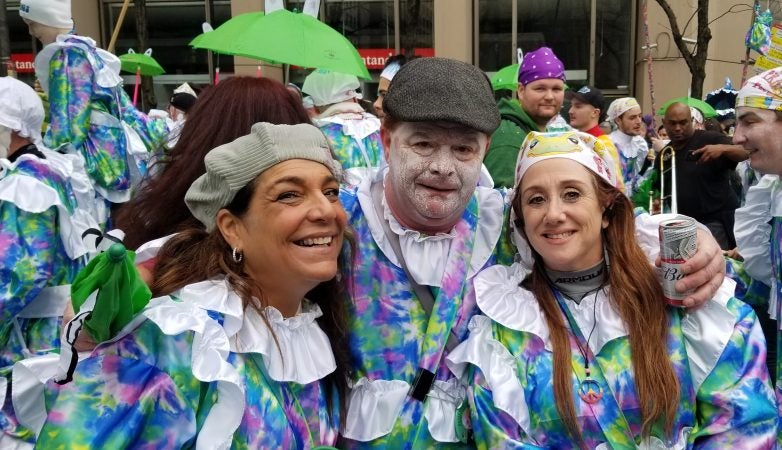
[517,46,566,86]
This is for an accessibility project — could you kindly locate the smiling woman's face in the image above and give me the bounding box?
[218,159,346,298]
[519,158,607,272]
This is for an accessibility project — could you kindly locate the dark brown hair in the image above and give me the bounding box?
[114,76,312,250]
[512,171,679,443]
[150,179,353,423]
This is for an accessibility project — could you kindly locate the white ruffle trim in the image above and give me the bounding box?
[35,35,122,94]
[343,378,409,442]
[447,315,531,434]
[474,263,630,357]
[681,279,737,392]
[231,302,336,384]
[342,375,465,443]
[425,378,466,443]
[134,233,176,263]
[0,156,97,258]
[734,175,777,288]
[357,171,504,287]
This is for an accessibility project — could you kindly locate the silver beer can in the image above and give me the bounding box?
[659,218,698,307]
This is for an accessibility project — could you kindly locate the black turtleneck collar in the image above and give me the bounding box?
[545,260,607,304]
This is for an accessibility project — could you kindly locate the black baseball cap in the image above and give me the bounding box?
[566,85,606,122]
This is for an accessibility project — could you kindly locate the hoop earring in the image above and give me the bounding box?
[232,247,243,263]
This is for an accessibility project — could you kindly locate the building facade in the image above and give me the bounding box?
[7,0,760,114]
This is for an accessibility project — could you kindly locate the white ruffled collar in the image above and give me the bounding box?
[314,102,381,140]
[175,278,336,384]
[474,263,628,355]
[356,169,504,286]
[609,130,647,159]
[35,34,122,93]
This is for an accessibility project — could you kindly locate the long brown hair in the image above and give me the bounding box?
[150,179,353,423]
[512,172,679,442]
[114,77,312,250]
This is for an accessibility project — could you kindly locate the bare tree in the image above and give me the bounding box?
[654,0,712,99]
[134,0,157,111]
[0,0,10,76]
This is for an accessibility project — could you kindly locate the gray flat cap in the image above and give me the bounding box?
[383,57,500,135]
[185,122,341,231]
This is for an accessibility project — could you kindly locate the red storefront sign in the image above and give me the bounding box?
[358,48,435,70]
[10,53,35,74]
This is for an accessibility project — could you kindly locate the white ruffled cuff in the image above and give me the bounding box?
[447,315,531,433]
[424,378,465,443]
[343,378,409,442]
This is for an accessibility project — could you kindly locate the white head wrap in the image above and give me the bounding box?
[515,130,618,189]
[302,69,361,106]
[736,67,782,111]
[380,61,402,82]
[0,77,45,147]
[606,97,640,122]
[19,0,73,30]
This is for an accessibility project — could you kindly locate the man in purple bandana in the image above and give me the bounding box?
[483,47,567,188]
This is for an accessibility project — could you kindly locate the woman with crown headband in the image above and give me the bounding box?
[447,131,777,448]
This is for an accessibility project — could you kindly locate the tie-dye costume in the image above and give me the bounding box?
[732,174,782,445]
[35,34,168,204]
[337,173,508,448]
[609,130,649,197]
[314,103,385,185]
[29,278,341,449]
[0,152,95,445]
[447,263,778,449]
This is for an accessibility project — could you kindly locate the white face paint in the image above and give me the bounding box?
[382,121,488,233]
[0,126,11,159]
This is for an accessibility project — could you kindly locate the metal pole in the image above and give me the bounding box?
[205,0,214,86]
[393,0,400,54]
[0,0,10,77]
[108,0,132,53]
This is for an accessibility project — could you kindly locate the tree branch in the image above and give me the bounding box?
[654,0,696,70]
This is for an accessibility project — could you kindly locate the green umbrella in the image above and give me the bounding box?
[491,64,519,91]
[190,9,370,79]
[70,243,151,343]
[657,97,717,118]
[118,49,165,76]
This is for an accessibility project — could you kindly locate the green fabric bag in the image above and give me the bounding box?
[70,243,152,342]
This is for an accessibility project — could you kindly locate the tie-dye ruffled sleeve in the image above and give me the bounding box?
[118,89,169,152]
[45,47,94,149]
[688,297,778,448]
[36,322,202,448]
[0,205,60,332]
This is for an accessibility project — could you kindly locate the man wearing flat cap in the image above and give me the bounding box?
[337,57,726,448]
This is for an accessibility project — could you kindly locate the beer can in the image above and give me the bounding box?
[659,218,698,307]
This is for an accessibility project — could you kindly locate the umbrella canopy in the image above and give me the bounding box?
[191,12,265,54]
[491,64,519,91]
[190,9,370,79]
[119,49,165,76]
[657,97,717,118]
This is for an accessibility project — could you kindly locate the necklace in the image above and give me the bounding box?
[546,262,608,405]
[567,286,605,405]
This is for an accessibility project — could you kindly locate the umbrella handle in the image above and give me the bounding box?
[132,66,141,107]
[215,66,220,85]
[256,65,261,78]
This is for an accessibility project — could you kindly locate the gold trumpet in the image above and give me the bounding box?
[657,145,677,214]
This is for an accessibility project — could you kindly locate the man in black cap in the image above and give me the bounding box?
[337,57,725,448]
[165,92,197,148]
[567,85,625,190]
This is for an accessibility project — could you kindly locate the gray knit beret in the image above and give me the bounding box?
[383,57,501,135]
[185,122,341,231]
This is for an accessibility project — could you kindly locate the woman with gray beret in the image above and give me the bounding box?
[33,122,352,449]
